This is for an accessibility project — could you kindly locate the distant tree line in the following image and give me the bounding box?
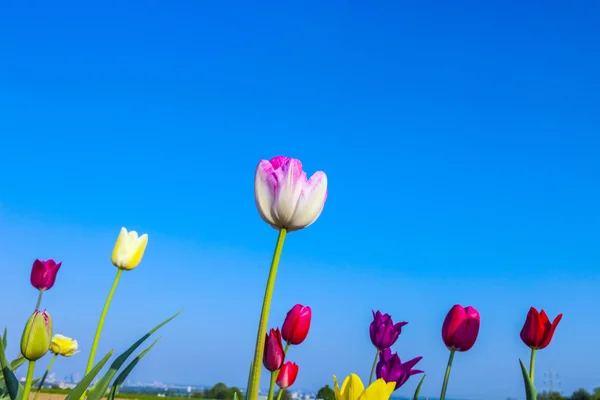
[505,388,600,400]
[191,383,291,400]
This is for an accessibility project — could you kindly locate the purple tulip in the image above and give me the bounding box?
[369,311,408,350]
[376,348,424,390]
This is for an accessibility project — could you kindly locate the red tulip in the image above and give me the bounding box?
[30,259,62,291]
[281,304,312,345]
[276,361,299,389]
[442,304,480,352]
[520,307,562,350]
[263,328,285,371]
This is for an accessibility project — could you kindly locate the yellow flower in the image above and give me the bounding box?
[333,374,395,400]
[111,227,148,270]
[50,334,78,357]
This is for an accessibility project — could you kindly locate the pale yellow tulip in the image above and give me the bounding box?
[50,334,78,357]
[111,227,148,270]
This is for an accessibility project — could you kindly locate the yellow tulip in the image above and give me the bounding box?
[50,334,78,357]
[333,374,395,400]
[111,227,148,270]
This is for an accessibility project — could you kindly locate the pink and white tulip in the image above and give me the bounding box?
[254,156,328,232]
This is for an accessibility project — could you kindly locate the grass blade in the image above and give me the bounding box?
[64,350,113,400]
[519,359,537,400]
[0,334,21,400]
[413,374,426,400]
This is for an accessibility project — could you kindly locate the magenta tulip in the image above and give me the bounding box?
[276,361,299,389]
[30,259,62,291]
[281,304,312,345]
[263,328,285,372]
[441,304,480,352]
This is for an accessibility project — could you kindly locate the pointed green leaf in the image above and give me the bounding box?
[412,374,426,400]
[245,361,253,400]
[234,393,239,400]
[2,329,6,351]
[519,359,537,400]
[0,335,22,400]
[87,309,181,400]
[107,338,161,400]
[9,358,25,373]
[64,350,113,400]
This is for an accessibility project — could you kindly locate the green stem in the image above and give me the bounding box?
[368,348,380,385]
[34,290,44,311]
[33,354,57,400]
[22,360,36,400]
[84,268,123,375]
[247,229,288,400]
[439,349,455,400]
[276,390,284,400]
[267,371,277,400]
[529,348,536,383]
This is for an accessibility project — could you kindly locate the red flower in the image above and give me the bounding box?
[30,259,62,291]
[276,362,299,389]
[281,304,312,345]
[441,304,480,352]
[520,307,562,350]
[263,328,285,371]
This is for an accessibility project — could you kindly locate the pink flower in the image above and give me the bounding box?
[263,328,285,371]
[441,304,480,352]
[254,156,328,232]
[30,259,62,291]
[276,362,299,389]
[281,304,312,345]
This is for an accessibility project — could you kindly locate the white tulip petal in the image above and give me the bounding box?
[288,171,328,231]
[273,158,305,226]
[254,160,279,228]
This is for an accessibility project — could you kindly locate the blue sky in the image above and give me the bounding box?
[1,1,599,399]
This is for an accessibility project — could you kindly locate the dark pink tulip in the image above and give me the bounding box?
[281,304,312,345]
[276,362,299,389]
[369,311,408,350]
[441,304,480,352]
[30,259,62,291]
[263,328,285,372]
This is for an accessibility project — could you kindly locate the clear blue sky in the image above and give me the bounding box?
[1,1,599,399]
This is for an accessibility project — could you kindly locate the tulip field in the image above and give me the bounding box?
[1,155,561,400]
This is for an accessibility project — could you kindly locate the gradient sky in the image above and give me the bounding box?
[1,1,600,399]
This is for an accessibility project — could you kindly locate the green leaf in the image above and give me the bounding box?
[87,309,181,400]
[9,358,25,373]
[0,335,22,400]
[519,359,537,400]
[107,338,161,400]
[245,361,253,400]
[234,393,239,400]
[64,350,114,400]
[2,329,6,351]
[412,374,426,400]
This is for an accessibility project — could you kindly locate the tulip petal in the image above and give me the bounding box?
[287,171,328,231]
[254,160,279,228]
[539,313,563,349]
[273,159,305,227]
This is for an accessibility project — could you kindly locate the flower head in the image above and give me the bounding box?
[21,310,52,361]
[255,156,328,232]
[520,307,562,350]
[282,304,312,345]
[276,362,299,389]
[30,259,62,291]
[333,374,395,400]
[375,348,423,390]
[111,227,149,270]
[50,334,79,357]
[263,328,285,371]
[369,311,407,351]
[442,304,480,352]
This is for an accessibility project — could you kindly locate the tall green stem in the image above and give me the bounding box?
[529,348,536,383]
[84,268,123,375]
[247,229,288,400]
[34,290,44,311]
[439,350,455,400]
[368,348,380,385]
[22,360,36,400]
[33,354,57,400]
[267,371,277,400]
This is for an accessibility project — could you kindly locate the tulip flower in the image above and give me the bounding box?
[520,307,562,384]
[276,362,299,389]
[375,348,423,391]
[439,304,480,400]
[333,374,395,400]
[442,305,480,352]
[368,311,407,384]
[263,328,285,372]
[85,226,148,378]
[30,259,62,310]
[254,156,328,232]
[281,304,312,345]
[50,334,79,357]
[20,310,53,400]
[111,227,149,271]
[248,157,328,400]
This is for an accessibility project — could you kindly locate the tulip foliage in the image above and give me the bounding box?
[0,227,181,400]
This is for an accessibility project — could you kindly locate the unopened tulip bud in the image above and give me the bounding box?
[282,304,312,345]
[442,304,480,352]
[111,227,149,270]
[30,259,62,291]
[263,328,285,371]
[276,362,299,389]
[21,310,52,361]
